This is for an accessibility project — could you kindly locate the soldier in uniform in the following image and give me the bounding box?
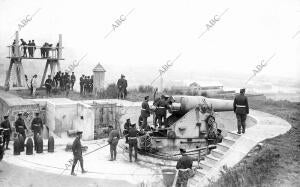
[31,112,43,151]
[65,75,71,97]
[60,72,65,91]
[84,76,89,95]
[140,96,151,130]
[45,75,52,97]
[107,125,120,161]
[71,72,76,91]
[79,75,85,95]
[117,74,128,99]
[123,119,131,143]
[14,113,27,138]
[176,148,195,187]
[54,71,61,88]
[1,115,12,150]
[32,40,36,57]
[156,95,170,128]
[127,123,139,162]
[233,88,249,134]
[20,39,27,57]
[71,131,87,176]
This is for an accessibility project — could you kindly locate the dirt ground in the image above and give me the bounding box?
[0,161,135,187]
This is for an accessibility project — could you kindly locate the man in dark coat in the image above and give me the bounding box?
[233,88,249,134]
[45,75,52,97]
[71,131,87,176]
[28,40,33,57]
[60,72,65,91]
[65,75,71,97]
[31,112,43,151]
[1,115,12,149]
[123,118,131,143]
[14,113,27,138]
[20,39,27,57]
[79,74,84,95]
[176,148,194,187]
[54,71,61,88]
[32,40,36,57]
[71,72,76,91]
[84,76,89,95]
[11,40,16,56]
[117,74,127,99]
[127,123,139,162]
[140,96,150,130]
[107,125,120,161]
[156,95,170,128]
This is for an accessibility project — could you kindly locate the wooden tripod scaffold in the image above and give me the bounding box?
[5,31,64,90]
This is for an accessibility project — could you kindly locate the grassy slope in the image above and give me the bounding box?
[208,99,300,187]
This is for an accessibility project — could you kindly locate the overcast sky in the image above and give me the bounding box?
[0,0,299,89]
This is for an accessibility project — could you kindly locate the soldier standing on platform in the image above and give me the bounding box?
[14,113,27,138]
[45,75,52,97]
[1,115,12,150]
[20,39,27,57]
[28,40,33,57]
[31,112,43,151]
[107,125,120,161]
[32,40,36,57]
[71,131,87,176]
[71,72,76,91]
[233,88,249,134]
[11,40,16,56]
[127,123,139,162]
[140,96,151,130]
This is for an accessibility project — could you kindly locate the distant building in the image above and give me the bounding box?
[93,63,106,95]
[171,81,224,96]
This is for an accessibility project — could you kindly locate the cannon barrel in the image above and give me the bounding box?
[171,95,233,114]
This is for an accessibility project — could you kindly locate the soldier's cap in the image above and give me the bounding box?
[121,74,125,77]
[240,88,246,93]
[217,129,222,133]
[179,148,186,153]
[77,131,83,135]
[144,96,149,100]
[35,112,40,115]
[126,118,130,121]
[164,95,170,98]
[4,115,9,119]
[18,112,23,116]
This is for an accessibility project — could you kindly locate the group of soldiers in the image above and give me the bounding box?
[0,112,44,153]
[139,90,173,131]
[79,75,93,95]
[43,71,77,97]
[11,39,59,58]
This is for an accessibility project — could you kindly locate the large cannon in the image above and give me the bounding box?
[132,95,233,160]
[170,95,233,115]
